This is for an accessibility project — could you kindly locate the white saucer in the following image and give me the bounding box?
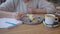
[43,21,59,27]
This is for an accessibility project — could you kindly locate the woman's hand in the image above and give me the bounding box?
[17,12,24,20]
[28,7,46,14]
[0,11,24,20]
[3,12,24,20]
[27,7,37,13]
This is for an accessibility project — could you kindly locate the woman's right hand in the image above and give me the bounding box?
[16,12,24,20]
[7,12,24,20]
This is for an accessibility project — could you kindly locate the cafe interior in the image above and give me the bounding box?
[0,0,60,34]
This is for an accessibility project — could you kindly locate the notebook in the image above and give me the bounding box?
[0,18,22,28]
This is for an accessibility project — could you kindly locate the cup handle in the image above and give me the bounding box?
[55,17,58,22]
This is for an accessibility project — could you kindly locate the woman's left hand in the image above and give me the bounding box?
[28,7,46,14]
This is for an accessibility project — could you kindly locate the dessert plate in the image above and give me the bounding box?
[21,15,44,25]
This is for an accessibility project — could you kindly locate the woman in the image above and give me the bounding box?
[0,0,56,19]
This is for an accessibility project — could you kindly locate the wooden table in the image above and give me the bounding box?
[0,14,60,34]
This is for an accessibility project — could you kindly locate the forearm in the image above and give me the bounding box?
[32,9,47,14]
[0,11,17,18]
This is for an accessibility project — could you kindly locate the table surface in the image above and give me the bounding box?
[0,14,60,34]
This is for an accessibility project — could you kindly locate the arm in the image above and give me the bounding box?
[28,7,46,14]
[0,10,24,20]
[0,10,17,18]
[38,0,57,14]
[28,0,56,14]
[0,0,22,19]
[0,0,15,12]
[0,0,16,18]
[32,8,47,14]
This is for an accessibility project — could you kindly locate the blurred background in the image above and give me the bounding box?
[0,0,6,4]
[48,0,60,7]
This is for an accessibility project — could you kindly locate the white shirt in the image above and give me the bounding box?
[0,0,56,13]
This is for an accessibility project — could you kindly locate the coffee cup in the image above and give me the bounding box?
[43,14,59,27]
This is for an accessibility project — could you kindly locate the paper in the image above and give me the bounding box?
[0,18,22,28]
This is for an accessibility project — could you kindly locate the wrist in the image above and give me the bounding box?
[37,9,47,14]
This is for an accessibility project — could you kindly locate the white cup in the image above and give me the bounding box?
[43,14,59,27]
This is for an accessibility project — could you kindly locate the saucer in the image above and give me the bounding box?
[21,15,44,25]
[43,21,59,27]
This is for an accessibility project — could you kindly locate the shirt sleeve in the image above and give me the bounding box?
[0,0,15,12]
[38,0,57,14]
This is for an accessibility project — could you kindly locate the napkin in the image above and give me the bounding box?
[0,18,22,28]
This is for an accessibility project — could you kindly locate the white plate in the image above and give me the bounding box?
[22,15,44,25]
